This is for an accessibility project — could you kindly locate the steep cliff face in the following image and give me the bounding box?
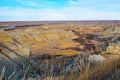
[0,30,30,58]
[0,30,29,75]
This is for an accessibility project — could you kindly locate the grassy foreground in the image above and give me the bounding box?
[0,52,120,80]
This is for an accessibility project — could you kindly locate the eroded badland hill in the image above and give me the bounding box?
[0,21,120,80]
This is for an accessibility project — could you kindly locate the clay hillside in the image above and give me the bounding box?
[0,21,120,80]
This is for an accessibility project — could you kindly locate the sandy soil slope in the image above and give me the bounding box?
[0,21,120,79]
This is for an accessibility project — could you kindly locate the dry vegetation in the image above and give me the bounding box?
[0,21,120,80]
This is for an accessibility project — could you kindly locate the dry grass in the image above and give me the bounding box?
[0,21,120,80]
[0,49,120,80]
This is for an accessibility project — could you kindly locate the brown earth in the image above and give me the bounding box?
[0,23,120,58]
[0,21,120,79]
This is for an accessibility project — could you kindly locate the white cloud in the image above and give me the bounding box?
[0,5,120,21]
[68,0,79,5]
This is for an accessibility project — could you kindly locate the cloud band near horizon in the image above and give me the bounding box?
[0,0,120,21]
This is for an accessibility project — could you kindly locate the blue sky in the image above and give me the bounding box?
[0,0,120,21]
